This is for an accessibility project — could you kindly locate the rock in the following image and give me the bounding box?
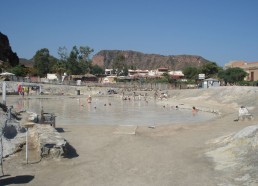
[30,125,68,158]
[1,120,26,158]
[27,112,39,123]
[233,125,258,140]
[19,111,39,125]
[0,108,68,159]
[2,132,25,157]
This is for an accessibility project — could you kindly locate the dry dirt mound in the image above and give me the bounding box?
[206,125,258,185]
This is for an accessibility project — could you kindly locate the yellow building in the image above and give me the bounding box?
[224,61,258,81]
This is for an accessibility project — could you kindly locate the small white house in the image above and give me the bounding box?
[202,78,220,88]
[105,69,114,75]
[102,76,116,84]
[47,74,58,81]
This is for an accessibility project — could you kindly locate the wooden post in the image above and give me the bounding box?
[22,123,35,164]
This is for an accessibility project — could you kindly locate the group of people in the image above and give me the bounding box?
[86,91,199,116]
[86,93,250,120]
[17,84,28,97]
[162,104,199,117]
[18,84,40,97]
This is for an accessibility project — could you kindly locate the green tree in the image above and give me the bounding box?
[200,62,222,78]
[183,66,200,80]
[162,72,171,83]
[33,48,51,77]
[218,67,248,85]
[78,46,94,74]
[50,60,66,80]
[79,46,94,61]
[112,54,127,76]
[9,65,27,76]
[66,46,94,75]
[66,46,80,74]
[91,64,104,75]
[123,66,128,76]
[49,56,59,73]
[27,67,38,76]
[57,46,68,61]
[56,46,68,77]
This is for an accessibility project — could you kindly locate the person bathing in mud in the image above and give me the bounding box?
[192,106,198,116]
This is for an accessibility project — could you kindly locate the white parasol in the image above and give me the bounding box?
[0,72,15,76]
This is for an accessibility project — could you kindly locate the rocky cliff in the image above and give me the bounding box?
[92,50,211,70]
[0,32,19,67]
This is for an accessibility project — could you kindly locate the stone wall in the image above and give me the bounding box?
[0,81,111,96]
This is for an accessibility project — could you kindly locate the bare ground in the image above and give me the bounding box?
[1,87,258,186]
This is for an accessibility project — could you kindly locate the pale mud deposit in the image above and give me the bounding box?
[1,85,258,186]
[206,125,258,185]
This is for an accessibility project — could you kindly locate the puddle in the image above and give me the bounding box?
[11,96,217,126]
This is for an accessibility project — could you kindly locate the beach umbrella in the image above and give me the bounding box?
[0,72,15,76]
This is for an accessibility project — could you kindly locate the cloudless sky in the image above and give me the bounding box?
[1,0,258,66]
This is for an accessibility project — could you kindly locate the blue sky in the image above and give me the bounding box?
[1,0,258,66]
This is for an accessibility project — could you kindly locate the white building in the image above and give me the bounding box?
[168,71,184,79]
[128,69,149,77]
[105,69,114,76]
[47,74,58,81]
[202,78,220,88]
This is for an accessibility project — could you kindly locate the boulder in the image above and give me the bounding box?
[0,109,68,159]
[30,124,68,158]
[1,120,26,158]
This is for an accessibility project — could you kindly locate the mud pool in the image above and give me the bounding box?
[12,96,217,126]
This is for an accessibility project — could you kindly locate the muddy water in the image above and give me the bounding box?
[11,96,216,126]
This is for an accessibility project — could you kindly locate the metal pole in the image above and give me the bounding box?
[2,81,6,105]
[26,128,28,164]
[7,106,12,120]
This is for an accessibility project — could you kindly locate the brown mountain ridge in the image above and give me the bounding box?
[92,50,211,70]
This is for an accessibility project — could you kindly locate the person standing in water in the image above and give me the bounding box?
[87,95,92,103]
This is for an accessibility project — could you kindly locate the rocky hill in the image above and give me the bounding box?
[92,50,211,70]
[0,32,19,67]
[19,58,34,67]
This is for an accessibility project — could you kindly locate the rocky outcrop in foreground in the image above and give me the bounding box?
[206,125,258,185]
[30,124,68,158]
[0,108,69,159]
